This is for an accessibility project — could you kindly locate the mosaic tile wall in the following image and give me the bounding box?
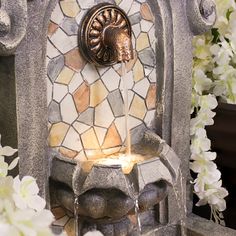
[47,0,157,162]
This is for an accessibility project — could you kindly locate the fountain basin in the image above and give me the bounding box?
[50,130,180,234]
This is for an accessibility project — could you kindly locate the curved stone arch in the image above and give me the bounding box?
[0,0,27,55]
[187,0,217,35]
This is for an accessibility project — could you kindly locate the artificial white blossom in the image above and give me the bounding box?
[190,0,236,222]
[13,176,46,211]
[0,136,56,236]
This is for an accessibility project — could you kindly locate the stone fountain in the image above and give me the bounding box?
[1,0,236,235]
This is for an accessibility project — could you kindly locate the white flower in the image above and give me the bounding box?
[193,35,213,60]
[190,128,211,154]
[0,176,14,199]
[190,151,217,173]
[13,176,46,211]
[199,94,218,111]
[194,169,221,193]
[192,69,212,95]
[3,201,54,236]
[196,181,228,211]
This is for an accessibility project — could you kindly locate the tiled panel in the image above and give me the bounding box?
[47,0,157,160]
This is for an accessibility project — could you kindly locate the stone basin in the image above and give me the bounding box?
[50,130,180,235]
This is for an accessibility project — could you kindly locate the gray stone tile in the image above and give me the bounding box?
[130,123,147,144]
[61,17,79,36]
[77,107,94,126]
[138,48,156,67]
[129,12,141,25]
[107,89,124,117]
[47,54,64,82]
[48,101,62,123]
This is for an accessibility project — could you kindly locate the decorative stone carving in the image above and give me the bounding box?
[187,0,216,35]
[0,0,27,55]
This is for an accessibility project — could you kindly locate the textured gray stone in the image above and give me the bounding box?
[61,17,79,36]
[187,214,236,236]
[48,101,62,123]
[47,54,64,82]
[77,107,94,126]
[107,89,124,117]
[129,12,141,25]
[0,1,27,55]
[138,48,156,67]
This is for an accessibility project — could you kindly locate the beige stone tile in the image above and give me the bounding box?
[133,77,150,98]
[136,32,150,51]
[115,0,122,5]
[49,122,69,147]
[132,23,141,38]
[47,40,60,59]
[51,4,64,25]
[102,123,122,149]
[65,48,86,72]
[140,19,153,32]
[95,99,114,128]
[53,83,68,103]
[119,0,132,13]
[60,0,80,18]
[59,147,78,159]
[56,66,75,85]
[101,68,120,92]
[114,116,126,143]
[81,128,100,149]
[79,0,95,9]
[73,82,90,113]
[128,116,142,130]
[90,80,108,107]
[73,121,90,134]
[94,126,107,146]
[50,28,77,54]
[61,94,78,123]
[128,1,140,16]
[133,59,144,82]
[129,95,147,120]
[146,83,156,109]
[144,109,155,127]
[81,63,100,85]
[140,3,154,22]
[68,73,83,94]
[62,127,83,152]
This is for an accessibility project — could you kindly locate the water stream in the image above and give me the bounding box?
[74,195,80,236]
[121,62,131,156]
[135,198,142,234]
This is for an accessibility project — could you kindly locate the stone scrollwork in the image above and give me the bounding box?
[187,0,216,35]
[0,0,27,55]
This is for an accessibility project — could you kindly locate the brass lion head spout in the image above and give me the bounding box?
[79,4,134,66]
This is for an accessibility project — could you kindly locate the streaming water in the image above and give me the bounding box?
[74,195,80,236]
[121,62,131,156]
[135,198,142,234]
